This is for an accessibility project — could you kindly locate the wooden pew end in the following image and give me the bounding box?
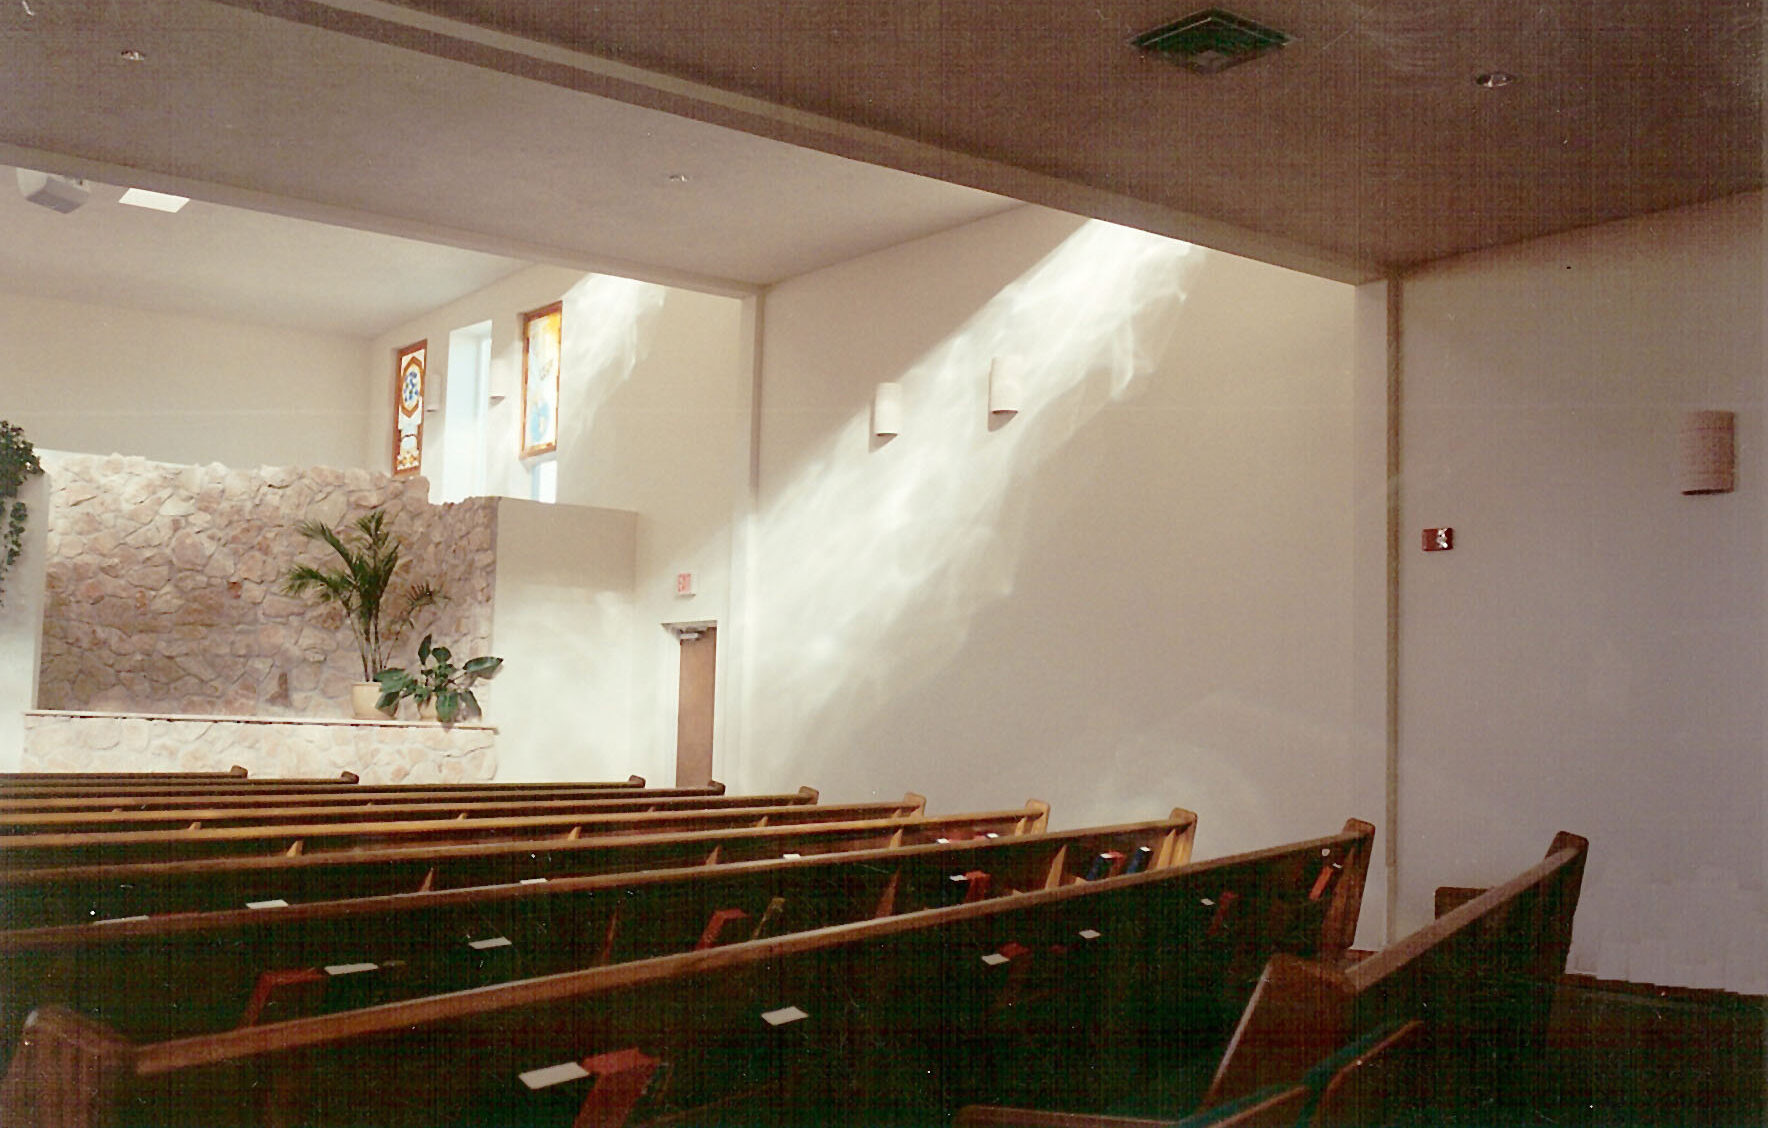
[626,775,646,786]
[796,785,821,802]
[0,1006,137,1128]
[338,771,360,784]
[1434,886,1485,919]
[227,765,248,777]
[1204,953,1352,1106]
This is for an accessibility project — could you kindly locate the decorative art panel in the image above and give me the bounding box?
[393,340,426,478]
[521,302,562,458]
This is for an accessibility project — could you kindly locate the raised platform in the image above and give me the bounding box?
[22,709,497,784]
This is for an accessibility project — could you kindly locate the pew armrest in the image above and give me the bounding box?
[1203,953,1352,1106]
[954,1108,1181,1127]
[953,1084,1307,1128]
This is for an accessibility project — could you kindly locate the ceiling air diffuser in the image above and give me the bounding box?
[1132,9,1289,74]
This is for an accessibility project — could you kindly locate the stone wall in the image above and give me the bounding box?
[37,454,497,717]
[23,711,497,783]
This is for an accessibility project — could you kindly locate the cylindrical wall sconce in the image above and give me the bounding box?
[872,382,903,438]
[988,357,1023,418]
[1680,410,1735,495]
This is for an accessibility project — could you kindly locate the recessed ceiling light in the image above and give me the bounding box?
[1474,71,1514,88]
[119,188,189,213]
[120,49,146,62]
[666,172,690,184]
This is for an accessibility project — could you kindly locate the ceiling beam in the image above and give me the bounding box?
[0,140,762,300]
[214,0,1386,285]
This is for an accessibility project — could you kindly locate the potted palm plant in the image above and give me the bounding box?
[375,634,502,724]
[282,508,442,718]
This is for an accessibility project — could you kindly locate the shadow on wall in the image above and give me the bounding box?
[745,220,1204,785]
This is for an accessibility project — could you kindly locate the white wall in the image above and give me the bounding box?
[739,206,1363,870]
[0,472,49,769]
[1397,192,1766,990]
[371,266,750,778]
[547,280,749,770]
[490,499,641,782]
[1,290,371,468]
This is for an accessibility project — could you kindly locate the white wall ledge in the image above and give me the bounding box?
[25,708,496,732]
[23,710,500,782]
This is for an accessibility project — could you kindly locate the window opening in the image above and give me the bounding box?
[441,320,492,502]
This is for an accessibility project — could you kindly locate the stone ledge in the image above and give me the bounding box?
[23,709,499,783]
[25,709,496,732]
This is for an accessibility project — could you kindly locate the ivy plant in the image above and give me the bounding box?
[0,421,43,607]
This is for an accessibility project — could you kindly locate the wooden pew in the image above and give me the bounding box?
[0,811,1198,1068]
[0,771,364,794]
[957,832,1584,1128]
[0,819,1374,1128]
[951,1019,1425,1128]
[1203,831,1587,1123]
[0,781,718,814]
[0,790,815,836]
[0,791,923,869]
[0,802,1049,929]
[0,767,249,784]
[0,776,656,803]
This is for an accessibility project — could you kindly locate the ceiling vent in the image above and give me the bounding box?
[1132,9,1289,74]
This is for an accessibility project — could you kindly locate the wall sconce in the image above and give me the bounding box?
[872,382,903,438]
[988,357,1023,420]
[487,364,514,403]
[1680,410,1735,495]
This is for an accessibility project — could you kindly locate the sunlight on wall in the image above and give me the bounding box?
[552,274,667,476]
[484,272,669,500]
[743,221,1205,777]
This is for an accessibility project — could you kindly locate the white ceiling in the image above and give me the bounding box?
[0,169,534,338]
[0,0,1017,339]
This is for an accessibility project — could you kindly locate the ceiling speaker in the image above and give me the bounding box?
[17,168,90,213]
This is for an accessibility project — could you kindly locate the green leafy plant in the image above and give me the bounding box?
[375,633,502,723]
[0,420,44,608]
[281,508,442,681]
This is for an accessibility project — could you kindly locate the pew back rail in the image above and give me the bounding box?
[1,819,1375,1128]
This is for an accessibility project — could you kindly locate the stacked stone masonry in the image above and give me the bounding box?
[37,454,498,718]
[23,712,497,783]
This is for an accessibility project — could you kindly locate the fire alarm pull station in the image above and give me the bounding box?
[1422,528,1453,552]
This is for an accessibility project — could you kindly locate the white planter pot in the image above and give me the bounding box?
[350,682,396,720]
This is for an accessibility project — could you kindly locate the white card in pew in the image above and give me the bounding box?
[519,1061,589,1090]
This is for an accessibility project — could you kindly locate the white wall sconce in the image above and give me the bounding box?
[872,382,903,439]
[487,364,514,404]
[1680,410,1735,495]
[988,357,1023,420]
